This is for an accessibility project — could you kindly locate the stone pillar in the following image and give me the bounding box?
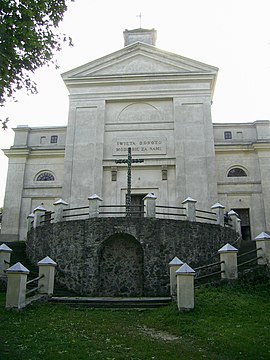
[218,243,238,279]
[143,193,157,218]
[88,194,103,218]
[254,232,270,265]
[6,262,30,310]
[176,263,195,311]
[211,203,225,226]
[33,206,46,228]
[0,243,13,276]
[182,197,197,222]
[53,199,69,223]
[38,256,57,295]
[169,257,183,297]
[228,210,241,235]
[27,213,34,232]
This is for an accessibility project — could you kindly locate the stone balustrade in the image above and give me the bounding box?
[28,194,242,233]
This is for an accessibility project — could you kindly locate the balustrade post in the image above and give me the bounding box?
[143,193,157,218]
[182,197,197,222]
[6,262,30,310]
[254,232,270,265]
[88,194,103,218]
[169,257,183,297]
[27,213,34,231]
[0,243,13,276]
[38,256,57,295]
[228,210,241,235]
[33,205,46,228]
[211,203,225,226]
[53,199,69,223]
[176,263,195,311]
[218,243,238,279]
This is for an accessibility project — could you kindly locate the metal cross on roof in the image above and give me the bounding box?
[136,12,143,28]
[115,147,144,216]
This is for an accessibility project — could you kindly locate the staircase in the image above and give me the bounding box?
[48,296,172,309]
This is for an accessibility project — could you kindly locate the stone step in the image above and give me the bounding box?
[49,296,172,308]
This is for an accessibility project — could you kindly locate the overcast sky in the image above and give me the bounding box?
[0,0,270,206]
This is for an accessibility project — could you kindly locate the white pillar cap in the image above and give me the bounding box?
[6,262,30,274]
[176,263,195,275]
[88,194,103,201]
[38,256,57,266]
[218,243,238,253]
[182,197,197,204]
[143,193,157,200]
[53,199,69,206]
[0,243,13,253]
[33,205,46,212]
[169,256,184,266]
[254,232,270,241]
[228,210,238,216]
[211,203,225,209]
[27,212,34,219]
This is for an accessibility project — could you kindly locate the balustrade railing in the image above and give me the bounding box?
[28,194,244,235]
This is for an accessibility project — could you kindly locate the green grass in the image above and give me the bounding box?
[1,283,270,360]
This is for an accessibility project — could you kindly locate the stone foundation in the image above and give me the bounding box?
[26,217,237,296]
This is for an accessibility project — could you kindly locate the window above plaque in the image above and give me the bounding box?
[35,171,55,182]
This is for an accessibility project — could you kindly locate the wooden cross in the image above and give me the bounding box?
[115,147,144,216]
[137,12,143,28]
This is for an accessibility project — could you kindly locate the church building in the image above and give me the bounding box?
[1,28,270,242]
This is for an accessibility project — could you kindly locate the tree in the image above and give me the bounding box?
[0,0,73,122]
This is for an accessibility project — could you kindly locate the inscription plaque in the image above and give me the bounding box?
[113,137,167,155]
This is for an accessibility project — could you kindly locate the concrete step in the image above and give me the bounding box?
[49,296,172,308]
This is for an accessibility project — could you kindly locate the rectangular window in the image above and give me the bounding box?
[50,135,58,144]
[224,131,232,140]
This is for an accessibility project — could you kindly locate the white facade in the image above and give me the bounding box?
[1,29,270,241]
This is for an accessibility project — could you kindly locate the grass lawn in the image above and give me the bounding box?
[0,283,270,360]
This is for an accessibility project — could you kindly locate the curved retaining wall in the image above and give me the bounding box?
[26,217,238,296]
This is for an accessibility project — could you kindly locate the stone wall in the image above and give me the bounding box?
[26,218,237,297]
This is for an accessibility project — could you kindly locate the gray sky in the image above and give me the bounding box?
[1,0,270,206]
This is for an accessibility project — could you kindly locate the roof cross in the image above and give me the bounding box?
[136,12,143,28]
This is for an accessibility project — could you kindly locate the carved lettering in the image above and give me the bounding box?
[113,137,167,155]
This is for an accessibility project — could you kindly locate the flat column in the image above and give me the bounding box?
[53,199,69,223]
[38,256,57,295]
[143,193,157,218]
[176,263,195,311]
[211,203,225,226]
[6,262,30,310]
[88,194,103,218]
[218,243,238,279]
[254,232,270,265]
[169,257,183,297]
[182,197,197,222]
[33,206,46,228]
[0,244,13,276]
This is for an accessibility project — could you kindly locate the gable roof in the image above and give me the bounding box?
[62,41,218,80]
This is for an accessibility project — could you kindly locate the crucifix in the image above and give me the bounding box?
[115,147,144,216]
[136,12,143,28]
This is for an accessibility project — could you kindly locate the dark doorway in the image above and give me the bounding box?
[233,208,251,241]
[98,234,144,297]
[128,194,146,217]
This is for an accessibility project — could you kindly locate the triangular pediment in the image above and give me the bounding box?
[62,42,218,80]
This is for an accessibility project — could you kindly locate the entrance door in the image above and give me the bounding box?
[233,208,251,241]
[128,194,146,217]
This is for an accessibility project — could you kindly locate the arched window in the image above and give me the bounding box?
[227,167,247,177]
[36,172,55,181]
